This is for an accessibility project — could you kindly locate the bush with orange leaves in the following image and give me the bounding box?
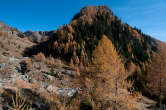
[34,52,46,62]
[45,56,55,66]
[72,51,80,65]
[49,56,55,65]
[70,58,74,69]
[76,66,80,77]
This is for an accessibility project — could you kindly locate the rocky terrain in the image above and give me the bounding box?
[24,30,56,43]
[0,5,166,110]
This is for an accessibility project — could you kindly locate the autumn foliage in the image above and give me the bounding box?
[88,35,140,109]
[35,52,46,61]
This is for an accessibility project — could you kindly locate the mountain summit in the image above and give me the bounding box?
[72,5,114,22]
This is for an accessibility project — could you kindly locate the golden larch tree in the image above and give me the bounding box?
[147,43,166,105]
[90,35,139,110]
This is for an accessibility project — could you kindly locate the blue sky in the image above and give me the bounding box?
[0,0,165,42]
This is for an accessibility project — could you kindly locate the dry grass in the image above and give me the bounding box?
[12,78,39,90]
[0,65,13,78]
[0,30,34,58]
[8,90,32,110]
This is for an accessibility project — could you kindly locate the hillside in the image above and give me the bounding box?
[0,21,34,58]
[24,5,159,95]
[25,6,158,65]
[0,5,166,110]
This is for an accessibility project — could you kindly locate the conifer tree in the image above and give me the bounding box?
[70,58,74,69]
[147,44,166,106]
[91,35,139,110]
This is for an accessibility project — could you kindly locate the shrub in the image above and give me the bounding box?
[49,57,55,65]
[8,90,32,110]
[70,58,74,69]
[50,67,63,80]
[17,33,25,38]
[20,59,32,74]
[34,52,46,62]
[80,97,92,110]
[76,66,80,77]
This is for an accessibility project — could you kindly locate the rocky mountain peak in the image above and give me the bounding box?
[72,5,114,24]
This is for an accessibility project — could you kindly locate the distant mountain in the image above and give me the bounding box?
[24,30,56,43]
